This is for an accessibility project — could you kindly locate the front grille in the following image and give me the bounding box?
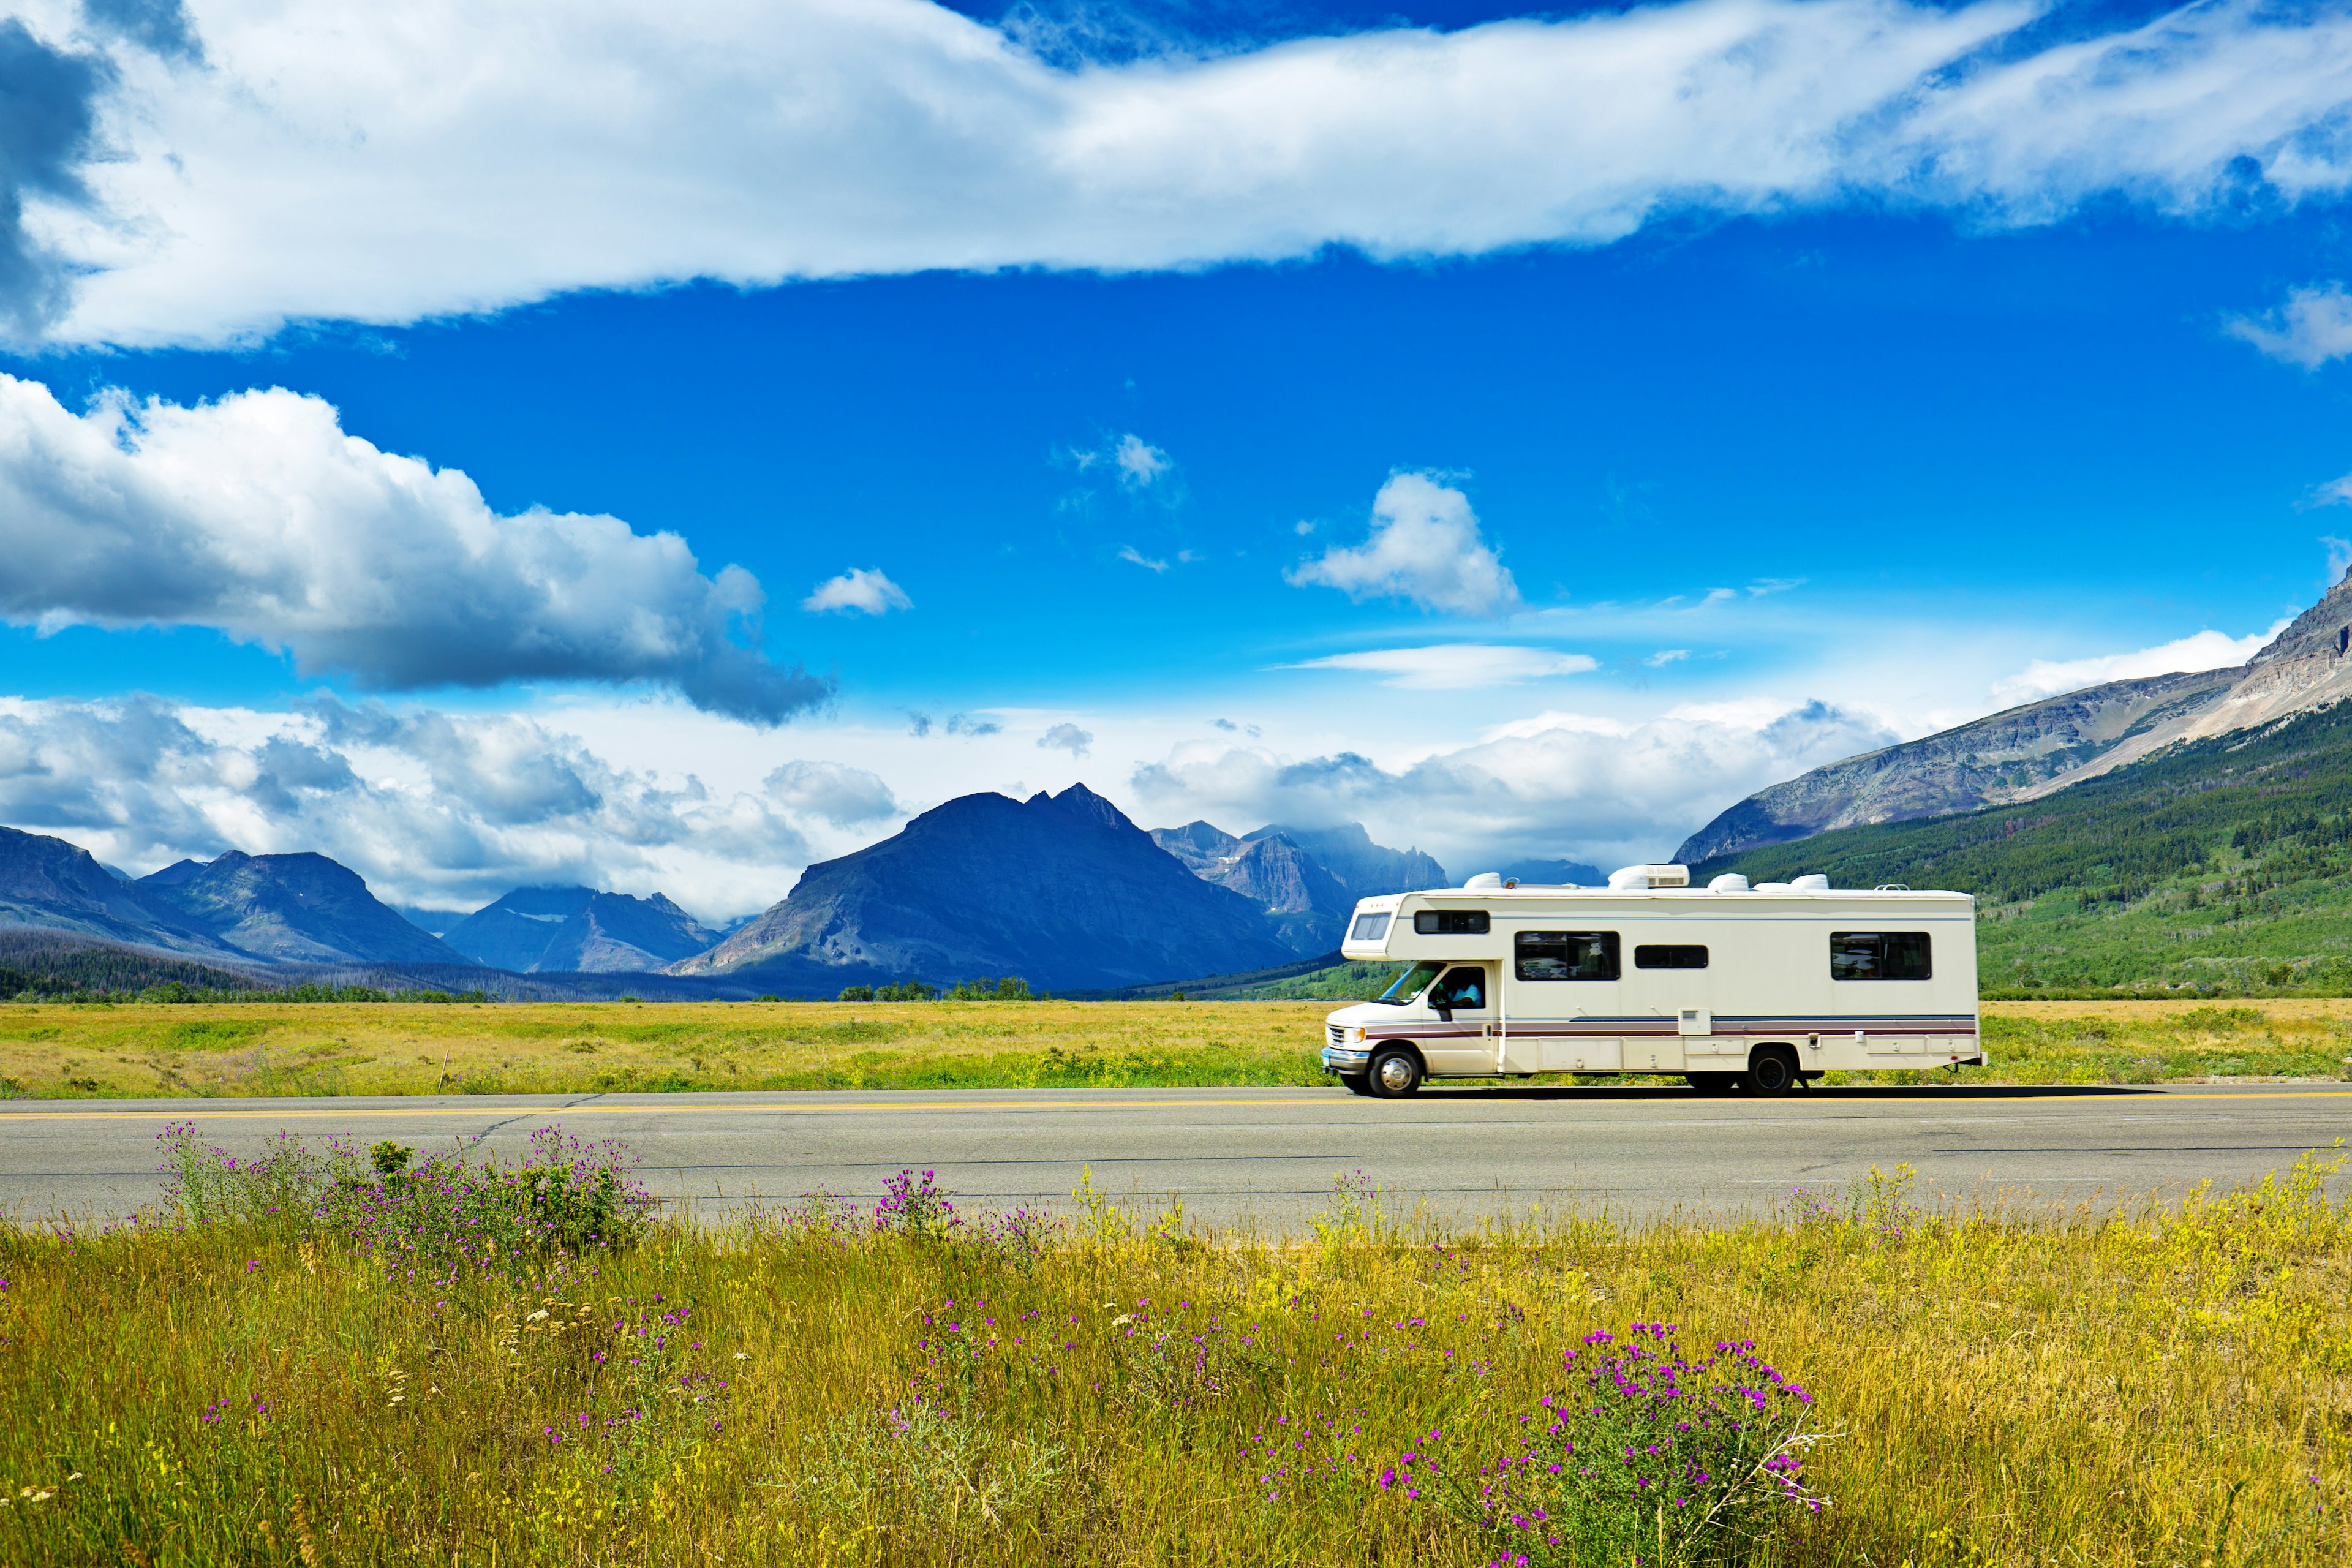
[1327,1024,1348,1047]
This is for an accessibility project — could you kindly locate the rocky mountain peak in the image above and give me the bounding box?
[1028,781,1133,834]
[2248,565,2352,666]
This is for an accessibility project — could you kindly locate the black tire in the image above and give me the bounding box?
[1746,1046,1801,1096]
[1684,1071,1736,1094]
[1339,1072,1374,1096]
[1368,1047,1423,1099]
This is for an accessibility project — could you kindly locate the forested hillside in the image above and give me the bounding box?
[0,931,266,997]
[1697,699,2352,992]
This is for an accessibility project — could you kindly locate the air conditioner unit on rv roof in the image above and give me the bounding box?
[1607,864,1689,890]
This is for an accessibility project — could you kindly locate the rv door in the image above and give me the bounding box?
[1421,964,1494,1077]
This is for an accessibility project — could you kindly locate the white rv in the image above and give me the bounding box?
[1319,864,1983,1097]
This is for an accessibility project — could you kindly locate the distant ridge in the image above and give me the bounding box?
[1152,818,1451,952]
[1243,822,1449,899]
[1494,857,1604,886]
[443,886,717,973]
[1150,822,1355,953]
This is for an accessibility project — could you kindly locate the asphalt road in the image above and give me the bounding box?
[1,1083,2345,1229]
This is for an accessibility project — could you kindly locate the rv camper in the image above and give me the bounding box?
[1319,862,1983,1098]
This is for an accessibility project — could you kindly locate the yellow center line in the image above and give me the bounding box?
[2117,1091,2352,1102]
[0,1089,2346,1122]
[0,1098,1335,1121]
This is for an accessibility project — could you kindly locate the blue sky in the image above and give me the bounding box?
[6,0,2352,916]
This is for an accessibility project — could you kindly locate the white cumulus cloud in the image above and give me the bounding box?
[1990,622,2289,707]
[0,374,823,723]
[1288,473,1521,616]
[2227,284,2352,368]
[802,568,913,616]
[1114,434,1174,489]
[1284,644,1599,690]
[17,0,2352,344]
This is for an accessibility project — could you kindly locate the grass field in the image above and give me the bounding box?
[3,997,2351,1099]
[0,1129,2343,1566]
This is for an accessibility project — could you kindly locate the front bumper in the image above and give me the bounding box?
[1321,1044,1371,1075]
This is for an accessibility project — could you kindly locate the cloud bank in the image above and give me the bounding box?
[0,695,891,916]
[1989,620,2289,706]
[1132,698,1896,869]
[0,374,825,723]
[17,0,2352,344]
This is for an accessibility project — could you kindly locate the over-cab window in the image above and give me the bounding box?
[1830,931,1932,980]
[1634,944,1708,970]
[1516,930,1620,981]
[1349,912,1392,942]
[1414,910,1491,935]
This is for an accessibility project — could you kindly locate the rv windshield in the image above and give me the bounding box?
[1373,960,1447,1006]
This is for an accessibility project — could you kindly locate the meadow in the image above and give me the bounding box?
[0,1125,2342,1566]
[0,997,2348,1099]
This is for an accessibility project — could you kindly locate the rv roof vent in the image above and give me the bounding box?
[1608,863,1691,890]
[1708,873,1751,892]
[1874,882,1912,892]
[1464,872,1504,889]
[1790,874,1830,891]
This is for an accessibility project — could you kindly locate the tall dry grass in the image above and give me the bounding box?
[0,1141,2345,1566]
[4,997,2350,1100]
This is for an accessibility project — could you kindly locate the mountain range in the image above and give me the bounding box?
[0,790,1483,993]
[1678,571,2352,865]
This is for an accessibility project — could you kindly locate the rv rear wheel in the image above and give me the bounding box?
[1368,1047,1423,1098]
[1684,1072,1736,1094]
[1340,1072,1373,1096]
[1746,1046,1800,1096]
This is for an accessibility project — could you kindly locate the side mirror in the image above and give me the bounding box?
[1434,1005,1453,1022]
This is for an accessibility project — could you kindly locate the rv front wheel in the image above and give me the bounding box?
[1368,1048,1423,1098]
[1746,1046,1800,1096]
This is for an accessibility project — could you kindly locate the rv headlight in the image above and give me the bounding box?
[1348,1026,1365,1044]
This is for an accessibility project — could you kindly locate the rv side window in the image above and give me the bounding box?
[1349,912,1392,942]
[1634,944,1709,970]
[1830,931,1932,981]
[1515,930,1620,981]
[1414,910,1491,935]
